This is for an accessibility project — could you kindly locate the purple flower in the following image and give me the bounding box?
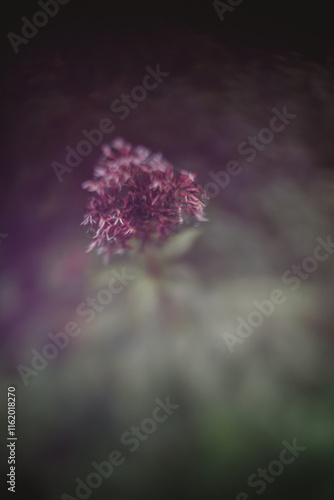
[82,138,208,261]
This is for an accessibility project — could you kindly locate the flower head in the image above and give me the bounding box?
[82,138,208,261]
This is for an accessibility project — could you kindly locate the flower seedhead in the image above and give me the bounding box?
[82,138,208,261]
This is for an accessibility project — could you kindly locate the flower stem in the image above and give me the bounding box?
[143,244,163,278]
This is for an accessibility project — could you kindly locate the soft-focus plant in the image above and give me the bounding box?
[81,138,208,264]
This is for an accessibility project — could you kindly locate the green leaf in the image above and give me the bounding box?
[160,228,202,260]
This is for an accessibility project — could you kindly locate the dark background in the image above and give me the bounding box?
[2,0,334,186]
[1,0,334,199]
